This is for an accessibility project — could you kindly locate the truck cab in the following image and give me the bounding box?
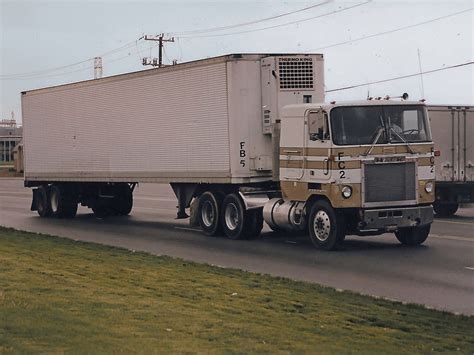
[264,100,435,250]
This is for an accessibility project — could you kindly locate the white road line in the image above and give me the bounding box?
[174,226,202,232]
[285,240,298,244]
[434,219,474,226]
[134,196,176,202]
[430,234,474,242]
[465,267,474,271]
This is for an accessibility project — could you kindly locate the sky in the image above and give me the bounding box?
[1,0,473,124]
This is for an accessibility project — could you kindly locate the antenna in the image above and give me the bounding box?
[417,49,425,99]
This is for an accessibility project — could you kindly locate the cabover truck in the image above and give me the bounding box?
[427,105,474,216]
[22,53,435,250]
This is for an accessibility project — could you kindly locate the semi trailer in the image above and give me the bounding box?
[428,105,474,216]
[22,53,435,250]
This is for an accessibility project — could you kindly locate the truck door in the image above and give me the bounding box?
[306,109,331,181]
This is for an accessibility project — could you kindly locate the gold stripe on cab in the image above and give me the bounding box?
[281,181,362,208]
[280,144,434,157]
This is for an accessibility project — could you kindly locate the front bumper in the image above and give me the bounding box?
[358,205,433,232]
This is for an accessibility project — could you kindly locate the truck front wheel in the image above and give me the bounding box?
[198,191,223,236]
[395,224,430,246]
[308,200,346,251]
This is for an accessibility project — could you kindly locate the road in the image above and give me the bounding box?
[0,178,473,315]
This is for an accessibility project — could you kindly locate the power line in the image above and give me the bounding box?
[0,36,144,79]
[171,0,333,35]
[308,8,473,51]
[325,61,474,93]
[178,1,371,38]
[1,47,143,81]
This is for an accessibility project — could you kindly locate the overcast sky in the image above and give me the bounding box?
[1,0,473,123]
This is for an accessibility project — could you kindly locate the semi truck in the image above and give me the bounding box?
[428,105,474,216]
[22,53,435,250]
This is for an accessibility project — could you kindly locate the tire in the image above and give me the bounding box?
[113,184,133,216]
[50,185,78,218]
[433,202,458,217]
[221,194,246,240]
[198,191,223,236]
[244,208,264,240]
[395,224,430,246]
[221,194,263,240]
[36,185,52,218]
[308,200,346,251]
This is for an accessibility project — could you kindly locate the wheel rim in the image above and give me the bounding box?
[313,210,331,242]
[201,200,215,228]
[224,202,239,231]
[50,189,59,213]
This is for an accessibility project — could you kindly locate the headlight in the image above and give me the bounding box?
[425,182,434,193]
[341,185,352,199]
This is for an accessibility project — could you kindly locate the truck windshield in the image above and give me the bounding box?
[330,105,431,146]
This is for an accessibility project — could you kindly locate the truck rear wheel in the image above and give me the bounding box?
[395,224,430,246]
[36,185,52,218]
[308,200,346,251]
[433,202,458,217]
[222,194,263,240]
[198,191,223,236]
[50,185,78,218]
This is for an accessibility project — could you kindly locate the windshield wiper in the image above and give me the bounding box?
[363,127,385,156]
[388,126,416,154]
[363,115,386,156]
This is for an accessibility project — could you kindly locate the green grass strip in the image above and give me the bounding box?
[0,227,473,353]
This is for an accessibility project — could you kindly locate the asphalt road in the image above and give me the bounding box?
[0,178,473,315]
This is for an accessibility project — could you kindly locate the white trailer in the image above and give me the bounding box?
[22,53,435,250]
[428,105,474,216]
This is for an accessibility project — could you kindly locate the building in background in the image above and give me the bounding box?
[0,119,23,164]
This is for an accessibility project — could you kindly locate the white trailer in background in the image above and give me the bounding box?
[428,105,474,216]
[22,53,435,250]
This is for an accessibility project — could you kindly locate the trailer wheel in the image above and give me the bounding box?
[198,191,223,236]
[433,202,458,217]
[36,185,52,218]
[113,184,133,216]
[308,200,346,251]
[395,224,430,246]
[50,185,78,218]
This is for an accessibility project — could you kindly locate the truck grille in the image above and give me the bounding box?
[364,162,416,204]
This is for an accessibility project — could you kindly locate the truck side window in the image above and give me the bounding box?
[308,111,329,141]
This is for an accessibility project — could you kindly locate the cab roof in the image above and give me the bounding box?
[282,100,426,117]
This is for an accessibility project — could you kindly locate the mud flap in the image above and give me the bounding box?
[31,189,38,211]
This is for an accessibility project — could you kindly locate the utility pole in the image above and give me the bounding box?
[142,34,175,68]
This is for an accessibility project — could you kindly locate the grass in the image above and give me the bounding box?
[0,227,473,353]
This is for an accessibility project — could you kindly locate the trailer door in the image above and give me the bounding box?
[429,106,457,182]
[462,107,474,182]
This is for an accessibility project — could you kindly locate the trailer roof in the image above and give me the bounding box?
[21,53,323,96]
